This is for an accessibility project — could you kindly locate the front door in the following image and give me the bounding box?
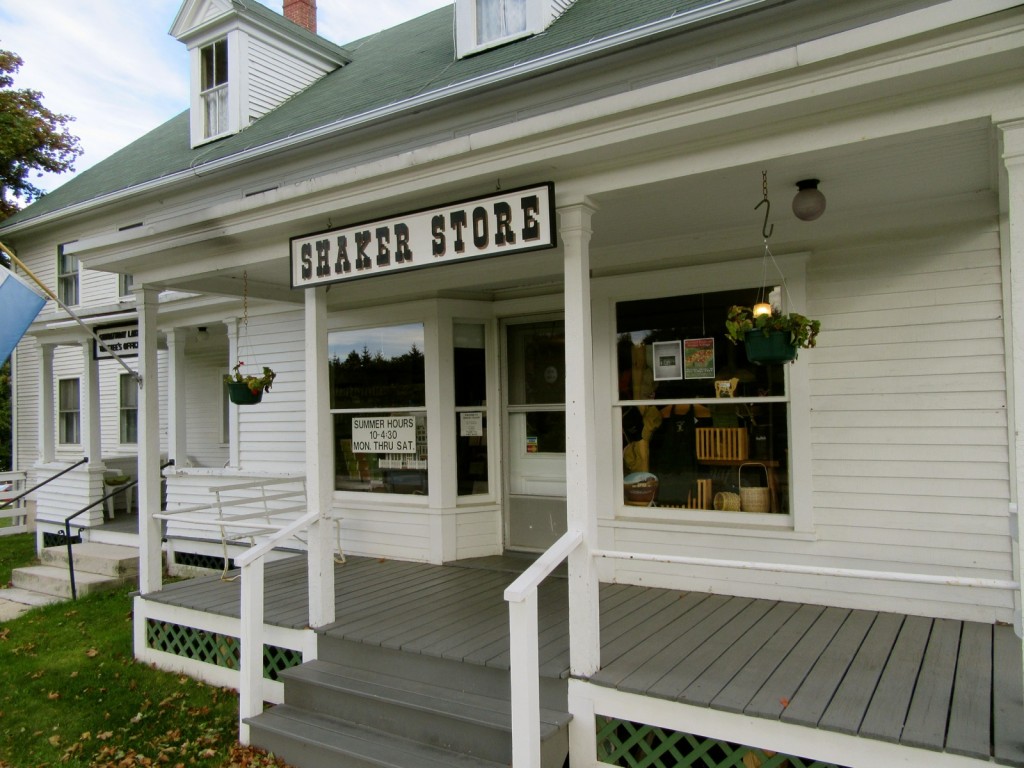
[503,318,567,551]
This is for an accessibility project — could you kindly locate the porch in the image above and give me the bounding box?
[137,554,1024,768]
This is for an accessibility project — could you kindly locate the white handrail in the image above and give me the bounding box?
[591,548,1020,591]
[505,529,583,768]
[237,507,322,745]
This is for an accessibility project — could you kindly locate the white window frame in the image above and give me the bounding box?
[119,373,138,445]
[200,38,229,139]
[58,378,81,445]
[57,243,79,307]
[593,254,813,534]
[456,0,539,57]
[119,273,134,301]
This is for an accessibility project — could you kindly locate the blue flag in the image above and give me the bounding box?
[0,268,46,367]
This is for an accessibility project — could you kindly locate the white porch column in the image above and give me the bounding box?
[166,329,187,466]
[37,343,55,464]
[560,201,601,678]
[136,286,162,594]
[80,339,102,463]
[225,319,240,468]
[305,287,334,628]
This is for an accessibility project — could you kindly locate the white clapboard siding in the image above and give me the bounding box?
[78,263,120,307]
[247,38,328,123]
[606,225,1014,623]
[234,306,307,471]
[184,344,229,469]
[454,507,502,560]
[13,340,40,468]
[338,506,434,561]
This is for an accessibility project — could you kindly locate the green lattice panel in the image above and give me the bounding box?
[596,716,847,768]
[146,619,302,680]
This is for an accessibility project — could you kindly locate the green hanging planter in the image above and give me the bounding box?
[226,380,265,405]
[744,329,798,365]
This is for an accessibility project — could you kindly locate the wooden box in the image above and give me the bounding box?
[696,427,749,461]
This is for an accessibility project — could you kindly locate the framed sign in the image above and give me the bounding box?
[291,183,556,288]
[684,337,715,380]
[653,341,683,381]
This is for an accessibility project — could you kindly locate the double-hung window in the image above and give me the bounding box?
[120,374,138,444]
[200,39,229,139]
[476,0,527,45]
[615,285,792,517]
[57,243,79,306]
[58,378,81,445]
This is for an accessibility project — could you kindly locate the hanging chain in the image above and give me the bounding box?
[761,169,769,203]
[242,270,249,332]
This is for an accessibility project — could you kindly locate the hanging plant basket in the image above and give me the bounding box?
[226,381,265,405]
[744,329,798,365]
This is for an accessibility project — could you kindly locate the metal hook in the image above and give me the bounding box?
[755,198,773,240]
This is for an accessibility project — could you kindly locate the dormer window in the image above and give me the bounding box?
[456,0,576,58]
[200,39,229,139]
[477,0,526,45]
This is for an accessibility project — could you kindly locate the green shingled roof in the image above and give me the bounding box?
[1,0,743,228]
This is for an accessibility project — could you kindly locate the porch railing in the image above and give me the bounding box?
[504,529,583,768]
[234,507,321,746]
[0,470,30,536]
[505,531,1023,768]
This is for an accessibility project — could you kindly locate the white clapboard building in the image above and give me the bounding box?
[2,0,1024,766]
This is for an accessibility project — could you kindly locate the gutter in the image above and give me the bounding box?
[0,0,774,236]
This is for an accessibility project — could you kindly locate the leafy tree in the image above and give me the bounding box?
[0,48,83,219]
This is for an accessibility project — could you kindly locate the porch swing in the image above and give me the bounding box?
[225,270,276,405]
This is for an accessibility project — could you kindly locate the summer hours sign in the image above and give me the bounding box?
[351,416,417,454]
[290,183,556,288]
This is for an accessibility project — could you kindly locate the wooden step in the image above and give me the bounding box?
[278,659,569,765]
[249,706,509,768]
[248,636,571,768]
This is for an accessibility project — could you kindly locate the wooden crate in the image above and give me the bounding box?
[696,427,749,461]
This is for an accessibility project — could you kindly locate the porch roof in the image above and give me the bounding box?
[144,554,1024,766]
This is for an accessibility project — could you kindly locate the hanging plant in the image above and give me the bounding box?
[224,360,276,405]
[725,305,820,364]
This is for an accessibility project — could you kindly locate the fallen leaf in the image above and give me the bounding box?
[85,648,100,658]
[780,697,790,708]
[47,734,60,747]
[47,691,60,700]
[97,730,114,740]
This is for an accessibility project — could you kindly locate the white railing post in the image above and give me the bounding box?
[509,590,541,768]
[238,555,264,746]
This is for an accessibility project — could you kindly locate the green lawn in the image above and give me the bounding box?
[0,533,291,767]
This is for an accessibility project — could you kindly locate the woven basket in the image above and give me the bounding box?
[713,491,741,511]
[739,463,771,513]
[624,472,658,507]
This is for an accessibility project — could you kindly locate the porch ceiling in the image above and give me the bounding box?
[159,117,997,308]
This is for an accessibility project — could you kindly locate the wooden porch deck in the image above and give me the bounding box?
[144,554,1024,766]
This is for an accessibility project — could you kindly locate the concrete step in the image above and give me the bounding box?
[0,587,63,607]
[40,542,139,578]
[11,564,129,599]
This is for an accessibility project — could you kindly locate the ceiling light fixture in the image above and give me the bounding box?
[792,178,826,221]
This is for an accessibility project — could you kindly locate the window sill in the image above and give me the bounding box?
[613,506,816,540]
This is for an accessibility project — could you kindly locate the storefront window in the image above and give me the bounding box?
[616,287,789,514]
[455,323,488,495]
[329,324,427,493]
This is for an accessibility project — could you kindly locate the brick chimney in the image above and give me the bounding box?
[283,0,317,34]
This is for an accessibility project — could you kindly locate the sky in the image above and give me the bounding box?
[0,0,452,198]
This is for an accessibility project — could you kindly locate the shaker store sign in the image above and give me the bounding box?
[291,183,555,288]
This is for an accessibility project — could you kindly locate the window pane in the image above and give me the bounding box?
[59,379,79,410]
[334,413,428,494]
[506,321,564,406]
[329,324,426,409]
[456,413,488,495]
[454,323,486,408]
[120,374,138,444]
[455,323,488,495]
[201,39,228,90]
[57,244,79,306]
[58,378,80,445]
[616,287,786,400]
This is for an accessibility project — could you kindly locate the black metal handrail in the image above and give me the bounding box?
[0,456,89,511]
[64,459,175,600]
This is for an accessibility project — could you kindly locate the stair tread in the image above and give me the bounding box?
[286,658,570,731]
[45,542,139,559]
[0,587,63,606]
[249,705,509,768]
[14,565,123,585]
